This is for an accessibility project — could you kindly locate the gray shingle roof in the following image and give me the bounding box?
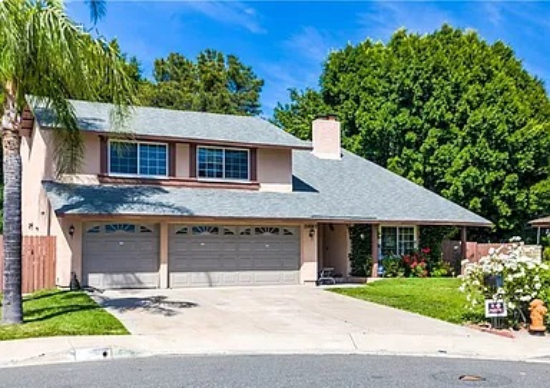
[28,98,311,149]
[43,149,491,226]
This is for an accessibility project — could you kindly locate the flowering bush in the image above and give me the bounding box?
[460,237,550,326]
[402,248,430,277]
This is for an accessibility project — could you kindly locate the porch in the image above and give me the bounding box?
[316,223,471,281]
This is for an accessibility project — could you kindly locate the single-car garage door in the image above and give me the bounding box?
[83,222,160,289]
[169,225,300,288]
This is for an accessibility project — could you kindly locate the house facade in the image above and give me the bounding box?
[21,99,491,289]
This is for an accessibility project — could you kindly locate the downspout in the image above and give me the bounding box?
[47,201,52,236]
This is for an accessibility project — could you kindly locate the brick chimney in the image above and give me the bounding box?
[312,114,341,160]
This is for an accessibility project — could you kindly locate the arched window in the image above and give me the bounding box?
[105,223,136,233]
[192,226,219,235]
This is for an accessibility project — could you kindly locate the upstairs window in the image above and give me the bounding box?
[197,147,249,180]
[109,141,167,177]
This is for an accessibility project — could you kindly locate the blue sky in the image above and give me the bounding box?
[67,1,550,117]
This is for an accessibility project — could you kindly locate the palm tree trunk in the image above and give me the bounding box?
[1,84,23,325]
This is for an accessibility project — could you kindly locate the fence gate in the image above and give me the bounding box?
[0,236,56,294]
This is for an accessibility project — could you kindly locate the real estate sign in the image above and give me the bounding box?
[485,300,507,318]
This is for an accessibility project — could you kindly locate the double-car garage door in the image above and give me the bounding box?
[83,223,301,289]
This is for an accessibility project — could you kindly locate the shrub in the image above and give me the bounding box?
[460,237,550,327]
[381,255,405,278]
[431,261,453,277]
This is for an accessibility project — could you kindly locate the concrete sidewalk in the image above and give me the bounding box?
[1,329,550,368]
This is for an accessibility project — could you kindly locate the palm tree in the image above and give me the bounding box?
[0,0,135,324]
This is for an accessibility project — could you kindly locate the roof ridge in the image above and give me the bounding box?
[67,98,261,120]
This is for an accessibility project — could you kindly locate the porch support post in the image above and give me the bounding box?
[537,227,541,245]
[370,224,379,278]
[159,222,169,289]
[345,225,352,278]
[460,226,468,263]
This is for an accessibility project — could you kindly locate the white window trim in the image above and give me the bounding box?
[378,225,418,256]
[108,139,169,179]
[196,145,250,182]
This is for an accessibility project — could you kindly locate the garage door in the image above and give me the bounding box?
[169,225,300,288]
[83,222,160,289]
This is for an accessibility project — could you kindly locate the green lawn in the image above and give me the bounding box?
[331,278,479,324]
[0,289,128,341]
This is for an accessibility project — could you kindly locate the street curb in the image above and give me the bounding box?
[2,346,550,368]
[0,346,151,368]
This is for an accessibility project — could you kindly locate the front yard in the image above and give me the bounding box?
[331,278,480,324]
[0,289,128,341]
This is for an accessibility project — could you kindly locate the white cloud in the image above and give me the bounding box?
[483,2,504,27]
[258,62,317,115]
[285,26,336,63]
[260,25,339,115]
[181,1,265,34]
[357,1,453,41]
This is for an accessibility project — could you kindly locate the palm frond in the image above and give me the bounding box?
[2,0,135,173]
[84,0,106,24]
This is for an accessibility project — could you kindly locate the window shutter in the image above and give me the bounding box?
[189,143,197,178]
[100,136,108,174]
[168,142,176,177]
[250,148,257,181]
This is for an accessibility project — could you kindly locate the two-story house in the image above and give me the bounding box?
[21,98,491,289]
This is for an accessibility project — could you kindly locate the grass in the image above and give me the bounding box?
[331,278,475,324]
[0,289,129,341]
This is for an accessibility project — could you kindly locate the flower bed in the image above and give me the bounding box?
[380,248,454,278]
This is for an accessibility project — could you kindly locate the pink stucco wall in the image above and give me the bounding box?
[176,143,190,178]
[257,148,292,192]
[51,217,81,287]
[21,124,77,286]
[300,224,318,283]
[81,132,101,174]
[21,123,54,236]
[320,224,350,277]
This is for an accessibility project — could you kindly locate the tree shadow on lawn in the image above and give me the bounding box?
[22,290,68,302]
[97,295,198,317]
[24,304,102,323]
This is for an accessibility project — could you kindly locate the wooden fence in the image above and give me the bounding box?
[442,240,542,274]
[0,236,56,294]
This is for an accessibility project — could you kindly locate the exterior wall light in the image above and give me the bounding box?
[309,228,315,238]
[68,224,75,239]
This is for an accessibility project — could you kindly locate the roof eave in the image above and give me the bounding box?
[40,126,313,151]
[54,210,492,227]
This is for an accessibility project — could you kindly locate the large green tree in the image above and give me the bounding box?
[0,0,134,324]
[274,25,550,238]
[139,50,264,115]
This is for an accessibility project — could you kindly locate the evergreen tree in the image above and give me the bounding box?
[140,50,264,116]
[274,25,550,238]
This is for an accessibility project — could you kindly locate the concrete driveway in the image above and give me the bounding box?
[91,286,541,358]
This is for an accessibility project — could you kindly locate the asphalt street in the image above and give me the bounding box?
[0,354,548,388]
